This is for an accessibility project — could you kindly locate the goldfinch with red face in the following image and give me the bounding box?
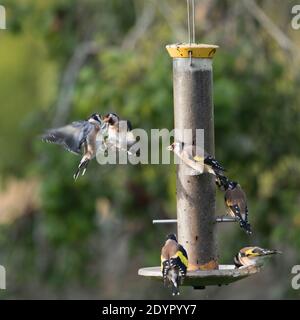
[167,142,226,177]
[42,113,105,180]
[161,234,188,296]
[102,112,136,154]
[234,246,282,268]
[217,175,252,235]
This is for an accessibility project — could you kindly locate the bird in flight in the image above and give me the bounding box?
[41,113,106,180]
[102,112,136,155]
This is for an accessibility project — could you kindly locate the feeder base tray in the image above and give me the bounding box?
[138,264,261,288]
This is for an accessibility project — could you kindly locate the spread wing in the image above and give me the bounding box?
[41,121,94,154]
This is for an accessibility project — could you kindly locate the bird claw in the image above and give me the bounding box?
[73,170,80,181]
[73,159,89,181]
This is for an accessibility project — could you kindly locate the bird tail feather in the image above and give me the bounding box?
[239,219,252,235]
[171,283,179,296]
[170,273,180,296]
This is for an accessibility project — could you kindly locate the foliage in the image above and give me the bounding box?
[0,0,299,299]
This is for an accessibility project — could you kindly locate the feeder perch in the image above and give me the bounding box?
[153,216,238,224]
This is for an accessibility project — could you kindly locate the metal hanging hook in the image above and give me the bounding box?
[189,50,192,66]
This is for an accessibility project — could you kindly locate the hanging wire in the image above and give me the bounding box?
[186,0,191,45]
[192,0,195,43]
[186,0,195,66]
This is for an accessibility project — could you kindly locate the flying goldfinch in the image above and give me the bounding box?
[161,234,188,296]
[216,175,252,235]
[167,142,226,176]
[42,113,105,180]
[102,112,136,154]
[234,246,282,268]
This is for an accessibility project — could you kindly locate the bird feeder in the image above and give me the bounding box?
[170,43,218,271]
[138,42,261,288]
[139,0,261,290]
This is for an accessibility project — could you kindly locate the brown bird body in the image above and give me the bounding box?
[225,184,247,221]
[217,176,252,234]
[161,239,179,260]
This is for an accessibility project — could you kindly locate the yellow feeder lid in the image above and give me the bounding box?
[166,43,219,59]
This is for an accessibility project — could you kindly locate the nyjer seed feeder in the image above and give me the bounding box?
[138,0,262,289]
[138,41,261,288]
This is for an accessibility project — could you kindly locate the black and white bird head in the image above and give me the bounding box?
[87,113,102,125]
[103,112,120,126]
[103,113,133,132]
[166,233,178,242]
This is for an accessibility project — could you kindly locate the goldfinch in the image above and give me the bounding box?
[42,113,105,180]
[217,175,252,235]
[102,112,136,154]
[234,246,282,268]
[161,234,188,296]
[167,142,226,177]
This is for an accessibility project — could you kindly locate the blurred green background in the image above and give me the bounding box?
[0,0,299,299]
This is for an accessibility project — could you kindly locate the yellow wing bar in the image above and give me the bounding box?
[174,251,188,268]
[193,155,204,162]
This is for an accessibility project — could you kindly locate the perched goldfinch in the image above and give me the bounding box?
[102,112,136,153]
[234,246,282,268]
[167,142,226,177]
[216,175,252,235]
[42,113,105,180]
[161,234,188,296]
